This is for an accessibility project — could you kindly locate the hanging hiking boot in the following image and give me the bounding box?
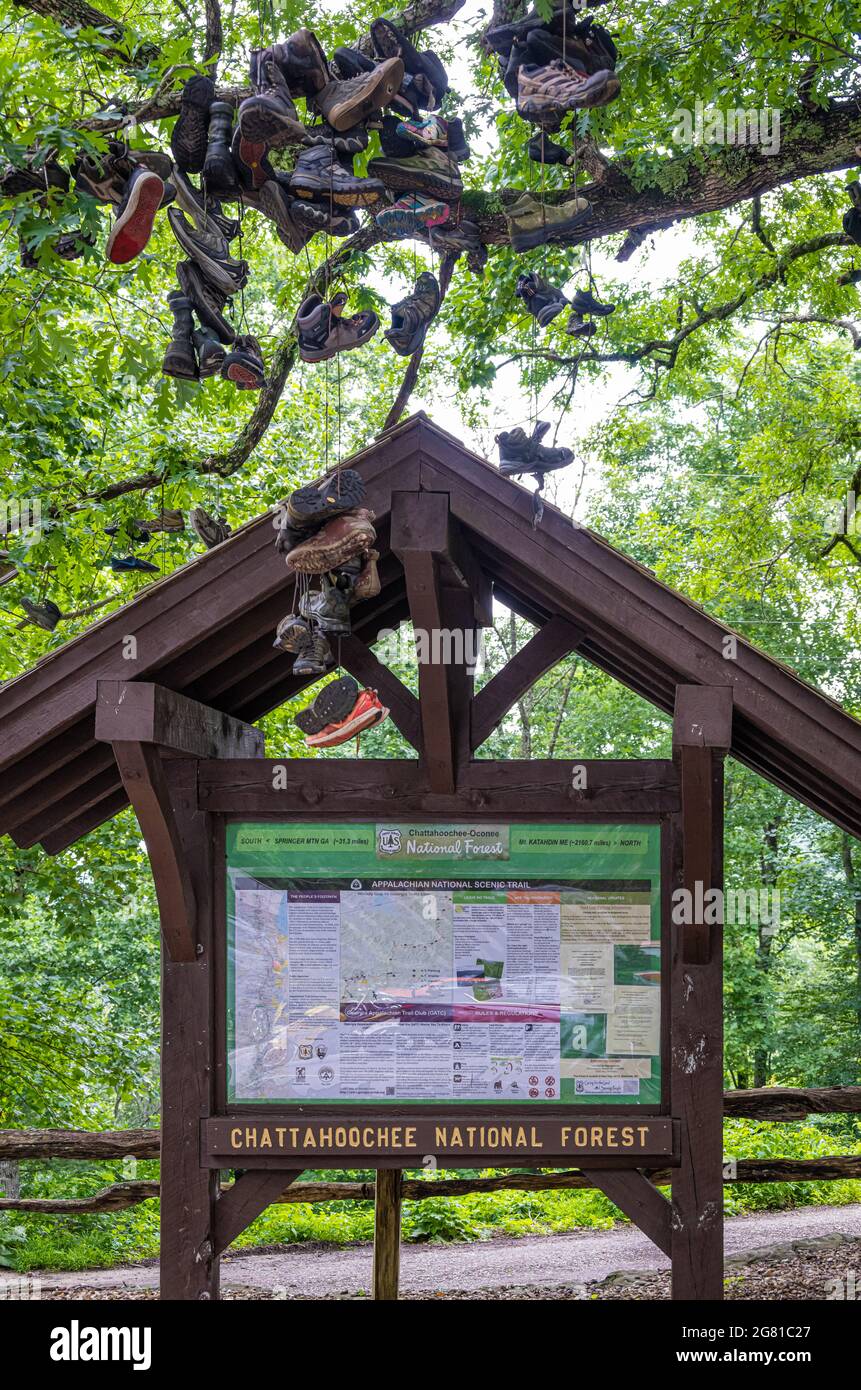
[171,75,216,173]
[303,120,370,156]
[106,165,165,264]
[240,177,315,252]
[201,101,240,198]
[446,117,471,163]
[370,17,449,108]
[288,143,385,207]
[527,132,574,165]
[170,166,240,240]
[167,207,249,297]
[502,38,533,101]
[504,189,590,251]
[516,271,569,327]
[376,192,450,238]
[222,335,266,390]
[526,29,597,74]
[239,59,309,150]
[0,154,69,198]
[517,61,615,126]
[296,292,380,362]
[192,325,225,376]
[294,674,359,735]
[286,510,377,573]
[428,218,487,274]
[230,126,276,193]
[291,198,359,237]
[273,613,313,653]
[304,688,389,747]
[190,506,231,547]
[108,555,161,573]
[570,287,615,317]
[275,28,331,99]
[292,629,334,677]
[20,597,62,631]
[286,467,366,528]
[300,575,353,636]
[842,207,861,248]
[162,291,199,380]
[349,549,381,604]
[368,146,462,201]
[176,259,236,343]
[139,508,185,532]
[313,57,404,133]
[379,114,420,159]
[496,421,574,476]
[565,312,597,338]
[385,271,441,356]
[54,228,96,261]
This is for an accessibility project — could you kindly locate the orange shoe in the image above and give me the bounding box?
[304,688,389,747]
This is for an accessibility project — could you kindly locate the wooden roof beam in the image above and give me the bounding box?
[471,615,586,752]
[94,682,264,758]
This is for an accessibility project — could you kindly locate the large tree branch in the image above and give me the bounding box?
[12,0,161,66]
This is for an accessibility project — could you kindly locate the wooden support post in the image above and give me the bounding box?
[158,760,219,1300]
[671,684,732,1301]
[372,1169,403,1301]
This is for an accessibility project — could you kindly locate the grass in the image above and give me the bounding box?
[3,1121,860,1274]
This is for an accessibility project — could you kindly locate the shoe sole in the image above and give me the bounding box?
[510,203,591,251]
[289,172,385,208]
[535,302,566,327]
[168,210,247,297]
[287,468,365,526]
[238,137,270,189]
[239,99,308,147]
[305,674,359,728]
[224,359,264,388]
[106,172,164,264]
[368,159,462,202]
[306,701,388,746]
[323,58,404,132]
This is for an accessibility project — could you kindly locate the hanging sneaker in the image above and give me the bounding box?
[502,38,533,101]
[303,120,370,156]
[368,146,462,201]
[312,58,404,132]
[428,218,487,274]
[162,291,199,380]
[286,467,366,528]
[202,100,241,198]
[239,59,309,149]
[171,166,240,241]
[20,597,62,631]
[516,270,569,327]
[504,189,590,251]
[171,75,216,173]
[291,197,359,237]
[167,208,249,297]
[565,312,597,338]
[294,674,359,736]
[190,506,231,546]
[286,510,377,573]
[193,326,226,377]
[296,292,380,362]
[176,260,236,344]
[376,192,450,238]
[240,177,316,253]
[570,287,615,316]
[106,165,165,264]
[300,575,353,635]
[222,334,266,389]
[139,508,185,532]
[292,629,334,677]
[527,132,574,165]
[369,17,449,108]
[288,143,385,207]
[108,555,161,573]
[496,421,574,476]
[385,270,441,356]
[395,114,450,148]
[304,688,389,747]
[379,113,421,159]
[517,61,615,126]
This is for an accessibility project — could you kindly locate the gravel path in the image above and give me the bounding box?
[29,1203,861,1299]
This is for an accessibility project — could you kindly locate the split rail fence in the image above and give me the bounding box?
[2,1086,859,1298]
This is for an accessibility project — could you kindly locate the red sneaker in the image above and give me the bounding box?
[304,688,389,747]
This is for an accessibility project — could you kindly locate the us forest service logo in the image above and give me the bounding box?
[378,827,402,855]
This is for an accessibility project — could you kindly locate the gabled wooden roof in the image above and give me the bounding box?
[2,412,860,850]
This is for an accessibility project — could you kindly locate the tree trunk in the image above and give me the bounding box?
[0,1160,20,1200]
[841,834,861,1040]
[753,818,781,1089]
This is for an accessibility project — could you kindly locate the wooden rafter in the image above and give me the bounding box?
[471,615,586,751]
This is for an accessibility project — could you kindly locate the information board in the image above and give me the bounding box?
[226,822,662,1106]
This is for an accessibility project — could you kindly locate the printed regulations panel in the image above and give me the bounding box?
[226,822,663,1106]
